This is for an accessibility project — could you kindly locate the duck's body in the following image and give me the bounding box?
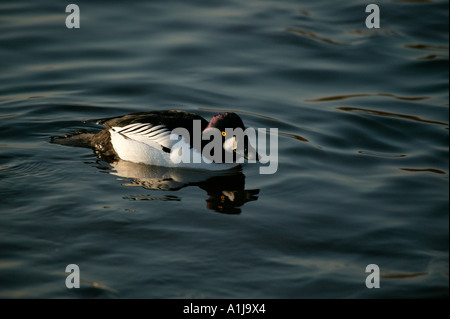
[53,110,255,170]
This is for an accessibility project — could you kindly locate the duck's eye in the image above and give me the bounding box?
[221,131,226,137]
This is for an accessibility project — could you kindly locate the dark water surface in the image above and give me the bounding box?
[0,0,448,298]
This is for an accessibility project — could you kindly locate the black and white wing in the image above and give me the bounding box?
[110,123,181,153]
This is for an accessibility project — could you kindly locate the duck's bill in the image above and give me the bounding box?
[237,144,260,162]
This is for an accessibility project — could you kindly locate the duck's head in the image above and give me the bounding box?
[203,112,259,162]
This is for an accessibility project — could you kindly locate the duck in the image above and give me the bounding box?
[52,110,259,170]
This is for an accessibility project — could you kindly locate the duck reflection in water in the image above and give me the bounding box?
[105,160,259,214]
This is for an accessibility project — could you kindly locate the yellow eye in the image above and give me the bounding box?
[222,131,226,137]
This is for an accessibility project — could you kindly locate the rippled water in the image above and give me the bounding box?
[0,0,448,298]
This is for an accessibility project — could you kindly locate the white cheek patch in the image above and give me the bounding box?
[223,136,236,152]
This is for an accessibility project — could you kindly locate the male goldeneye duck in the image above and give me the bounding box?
[53,110,258,170]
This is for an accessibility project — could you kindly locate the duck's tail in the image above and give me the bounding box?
[51,129,118,161]
[50,130,96,148]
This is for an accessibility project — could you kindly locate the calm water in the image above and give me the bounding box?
[0,0,448,298]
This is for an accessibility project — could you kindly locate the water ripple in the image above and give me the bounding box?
[400,168,447,175]
[305,93,429,102]
[404,44,449,51]
[337,106,448,127]
[284,28,351,46]
[358,151,408,158]
[279,132,309,142]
